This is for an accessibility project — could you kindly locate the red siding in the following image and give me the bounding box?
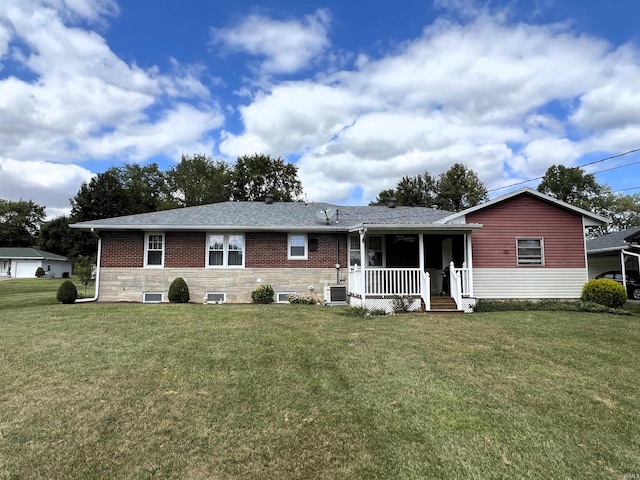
[246,232,348,268]
[467,195,586,268]
[166,232,206,268]
[101,231,144,268]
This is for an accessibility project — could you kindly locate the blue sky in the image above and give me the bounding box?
[1,0,640,217]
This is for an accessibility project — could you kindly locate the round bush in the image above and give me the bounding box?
[56,280,78,304]
[251,285,274,304]
[168,277,190,303]
[581,278,626,309]
[35,266,46,278]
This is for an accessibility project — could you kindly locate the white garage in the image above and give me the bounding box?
[0,248,72,279]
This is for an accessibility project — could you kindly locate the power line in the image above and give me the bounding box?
[487,147,640,193]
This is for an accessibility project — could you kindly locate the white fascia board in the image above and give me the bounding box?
[71,224,350,233]
[347,223,483,233]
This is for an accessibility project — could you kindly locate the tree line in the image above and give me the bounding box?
[1,154,639,260]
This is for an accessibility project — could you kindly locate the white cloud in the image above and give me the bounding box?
[225,14,640,203]
[210,9,331,75]
[0,0,225,214]
[0,157,94,217]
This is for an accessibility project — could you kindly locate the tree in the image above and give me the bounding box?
[589,192,640,236]
[435,163,488,212]
[0,199,46,247]
[70,163,171,222]
[370,164,487,211]
[38,216,75,257]
[167,154,232,206]
[230,154,303,202]
[537,165,604,209]
[74,255,94,297]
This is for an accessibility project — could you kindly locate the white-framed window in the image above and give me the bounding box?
[207,233,245,268]
[517,238,544,266]
[288,233,308,260]
[349,235,361,267]
[205,292,226,303]
[145,233,164,268]
[349,234,384,267]
[142,292,163,303]
[367,235,383,266]
[277,292,296,303]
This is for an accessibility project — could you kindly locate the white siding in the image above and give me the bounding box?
[473,268,589,299]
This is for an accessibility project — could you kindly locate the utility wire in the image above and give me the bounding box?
[487,147,640,193]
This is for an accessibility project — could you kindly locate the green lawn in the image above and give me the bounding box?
[1,279,639,479]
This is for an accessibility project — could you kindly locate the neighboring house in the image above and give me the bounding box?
[70,187,607,312]
[586,226,640,278]
[0,248,72,278]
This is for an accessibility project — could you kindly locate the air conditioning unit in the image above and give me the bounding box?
[324,285,347,304]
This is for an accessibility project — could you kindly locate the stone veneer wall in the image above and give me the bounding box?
[98,267,345,303]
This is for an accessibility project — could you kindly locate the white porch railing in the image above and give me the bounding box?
[450,261,473,309]
[348,267,430,310]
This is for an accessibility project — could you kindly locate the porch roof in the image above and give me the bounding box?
[348,223,483,233]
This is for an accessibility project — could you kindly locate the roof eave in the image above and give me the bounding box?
[71,224,352,232]
[348,223,483,233]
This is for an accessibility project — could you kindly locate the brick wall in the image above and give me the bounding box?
[166,232,205,268]
[101,231,144,268]
[246,232,348,268]
[100,230,349,269]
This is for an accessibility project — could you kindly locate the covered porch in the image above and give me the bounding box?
[346,225,480,312]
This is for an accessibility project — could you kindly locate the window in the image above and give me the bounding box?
[367,236,383,266]
[142,292,163,303]
[517,238,544,266]
[349,234,383,267]
[277,292,295,303]
[145,233,164,267]
[288,234,308,259]
[349,235,361,266]
[205,292,226,303]
[208,234,244,267]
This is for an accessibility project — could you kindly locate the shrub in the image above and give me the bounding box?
[392,295,416,313]
[582,278,626,309]
[251,285,274,304]
[288,294,317,305]
[35,267,46,278]
[56,280,78,304]
[472,298,631,315]
[168,277,190,303]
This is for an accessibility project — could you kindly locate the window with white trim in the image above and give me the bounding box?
[349,234,384,267]
[288,234,308,259]
[207,234,244,267]
[145,233,164,267]
[367,235,383,266]
[517,238,544,266]
[349,235,361,266]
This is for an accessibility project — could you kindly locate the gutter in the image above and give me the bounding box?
[76,233,101,303]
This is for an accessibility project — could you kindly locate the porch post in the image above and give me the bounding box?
[465,233,474,297]
[360,228,367,306]
[418,233,425,272]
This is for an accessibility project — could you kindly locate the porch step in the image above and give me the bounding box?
[425,296,463,314]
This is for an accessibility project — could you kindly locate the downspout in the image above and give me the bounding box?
[336,232,340,284]
[76,231,101,303]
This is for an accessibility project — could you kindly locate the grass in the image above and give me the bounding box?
[0,279,639,479]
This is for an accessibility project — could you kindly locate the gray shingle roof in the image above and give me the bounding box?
[586,226,640,252]
[70,201,454,232]
[0,247,69,261]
